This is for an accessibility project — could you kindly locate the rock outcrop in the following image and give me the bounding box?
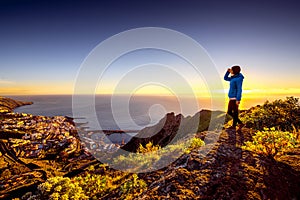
[122,110,227,152]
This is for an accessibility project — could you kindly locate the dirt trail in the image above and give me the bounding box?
[138,128,300,200]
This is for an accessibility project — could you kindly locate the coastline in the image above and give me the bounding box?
[0,96,33,113]
[0,96,141,198]
[0,96,92,199]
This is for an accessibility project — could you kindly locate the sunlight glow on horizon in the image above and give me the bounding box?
[2,83,300,99]
[2,70,300,110]
[2,83,300,112]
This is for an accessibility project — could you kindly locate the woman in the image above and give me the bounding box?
[224,65,244,130]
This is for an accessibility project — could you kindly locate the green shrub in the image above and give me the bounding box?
[76,172,146,199]
[74,173,116,198]
[27,176,88,200]
[240,96,300,131]
[120,174,147,200]
[113,137,205,171]
[242,127,298,158]
[113,144,161,172]
[26,171,146,200]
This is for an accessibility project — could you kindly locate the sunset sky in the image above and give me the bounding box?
[1,0,300,106]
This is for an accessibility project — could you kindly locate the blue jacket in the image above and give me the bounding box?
[224,71,244,101]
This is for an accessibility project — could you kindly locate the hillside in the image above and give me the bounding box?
[0,97,96,199]
[0,96,300,199]
[0,97,32,113]
[138,128,300,199]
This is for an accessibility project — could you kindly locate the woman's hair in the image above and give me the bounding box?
[231,65,241,75]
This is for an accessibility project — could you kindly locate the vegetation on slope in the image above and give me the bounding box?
[242,127,299,158]
[240,96,300,131]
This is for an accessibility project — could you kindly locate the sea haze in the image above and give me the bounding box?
[11,95,204,131]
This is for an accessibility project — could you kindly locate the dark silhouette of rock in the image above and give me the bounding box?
[121,112,182,152]
[122,110,227,152]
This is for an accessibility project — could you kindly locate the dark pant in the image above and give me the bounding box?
[227,100,242,127]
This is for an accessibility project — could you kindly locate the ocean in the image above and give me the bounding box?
[9,94,288,144]
[11,95,209,131]
[10,94,289,131]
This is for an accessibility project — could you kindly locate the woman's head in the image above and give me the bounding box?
[231,65,241,75]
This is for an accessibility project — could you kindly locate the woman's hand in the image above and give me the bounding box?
[236,101,240,105]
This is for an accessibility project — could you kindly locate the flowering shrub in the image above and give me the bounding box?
[26,172,147,199]
[27,176,88,200]
[137,141,160,153]
[242,127,298,158]
[189,137,205,149]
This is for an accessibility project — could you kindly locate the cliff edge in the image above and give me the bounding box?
[0,96,32,113]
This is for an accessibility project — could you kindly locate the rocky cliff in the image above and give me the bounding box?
[122,110,227,152]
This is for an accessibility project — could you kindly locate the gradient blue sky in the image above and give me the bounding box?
[1,0,300,96]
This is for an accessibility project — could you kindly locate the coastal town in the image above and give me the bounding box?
[1,113,81,159]
[0,97,126,159]
[0,97,124,198]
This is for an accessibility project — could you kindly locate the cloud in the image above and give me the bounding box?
[0,79,16,85]
[246,88,300,95]
[0,87,29,95]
